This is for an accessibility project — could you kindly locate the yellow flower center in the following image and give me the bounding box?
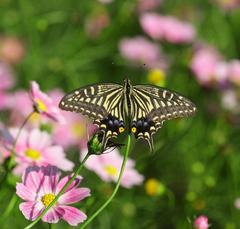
[41,193,56,207]
[25,148,41,160]
[147,69,166,86]
[71,122,86,138]
[104,165,118,177]
[145,178,166,196]
[36,99,47,112]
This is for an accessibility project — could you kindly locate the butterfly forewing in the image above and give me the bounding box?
[133,85,196,121]
[59,83,125,148]
[59,83,122,120]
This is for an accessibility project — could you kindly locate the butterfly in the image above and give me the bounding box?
[59,79,197,152]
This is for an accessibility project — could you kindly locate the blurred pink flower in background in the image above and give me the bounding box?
[137,0,161,12]
[194,215,209,229]
[49,89,96,150]
[0,36,25,64]
[16,165,90,225]
[85,12,110,38]
[190,46,227,85]
[234,197,240,209]
[119,36,167,69]
[98,0,113,4]
[53,111,95,150]
[0,91,11,110]
[30,81,65,123]
[221,89,240,113]
[0,62,15,90]
[191,46,240,86]
[0,62,15,109]
[7,90,47,127]
[0,123,14,163]
[8,90,32,124]
[82,148,144,188]
[140,13,196,43]
[228,60,240,86]
[215,0,240,10]
[6,128,74,175]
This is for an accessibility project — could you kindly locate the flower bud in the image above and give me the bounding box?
[87,131,124,155]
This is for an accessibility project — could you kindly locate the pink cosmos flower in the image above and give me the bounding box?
[140,13,196,43]
[82,148,144,188]
[4,128,74,175]
[119,36,167,69]
[228,60,240,86]
[194,215,209,229]
[30,81,65,123]
[191,46,228,85]
[16,165,90,225]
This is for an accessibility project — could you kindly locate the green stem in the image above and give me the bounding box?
[12,111,35,156]
[80,135,132,229]
[24,153,91,229]
[1,194,18,220]
[0,111,36,188]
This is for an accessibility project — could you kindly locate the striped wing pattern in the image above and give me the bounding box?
[59,83,125,147]
[59,80,197,152]
[131,85,197,151]
[59,83,123,120]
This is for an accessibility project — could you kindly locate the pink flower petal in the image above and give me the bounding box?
[58,188,90,205]
[42,207,64,224]
[16,183,36,201]
[19,201,43,221]
[121,169,144,188]
[23,168,42,192]
[29,81,65,123]
[41,166,59,194]
[28,129,51,150]
[59,206,87,226]
[55,176,82,194]
[44,146,74,171]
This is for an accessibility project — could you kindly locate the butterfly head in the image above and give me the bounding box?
[123,78,132,87]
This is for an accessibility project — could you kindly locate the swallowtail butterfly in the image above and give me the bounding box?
[59,79,196,151]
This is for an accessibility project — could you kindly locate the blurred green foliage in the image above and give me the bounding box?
[1,0,240,228]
